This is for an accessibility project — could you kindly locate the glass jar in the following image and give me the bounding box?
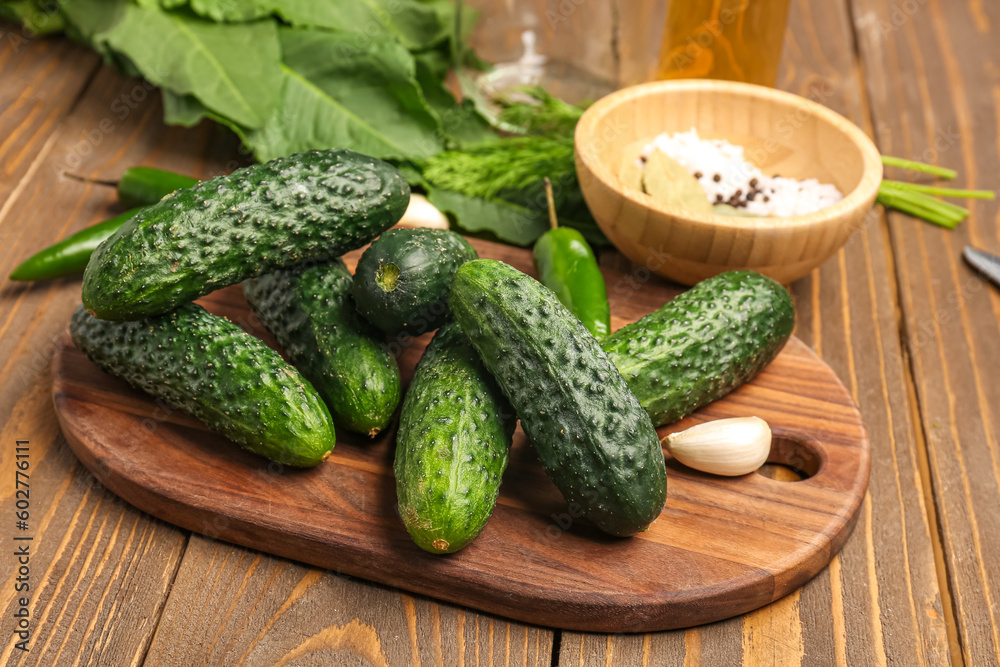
[656,0,793,87]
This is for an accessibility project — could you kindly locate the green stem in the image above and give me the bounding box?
[879,184,968,213]
[880,156,957,179]
[880,179,995,200]
[895,196,964,219]
[876,187,968,228]
[877,188,962,217]
[543,177,559,230]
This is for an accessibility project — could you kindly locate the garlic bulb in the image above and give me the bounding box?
[663,417,772,476]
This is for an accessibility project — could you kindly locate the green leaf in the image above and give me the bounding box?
[393,161,430,189]
[244,27,443,162]
[413,55,492,148]
[61,1,282,129]
[161,90,209,127]
[413,48,451,81]
[161,91,254,151]
[427,188,549,247]
[290,0,454,51]
[134,0,187,9]
[1,1,64,34]
[188,0,271,21]
[57,0,126,58]
[170,0,454,52]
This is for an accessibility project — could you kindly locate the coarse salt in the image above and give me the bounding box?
[641,128,843,217]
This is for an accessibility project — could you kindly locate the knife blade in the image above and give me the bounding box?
[964,246,1000,289]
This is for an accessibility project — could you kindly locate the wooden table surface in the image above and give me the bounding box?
[0,0,996,664]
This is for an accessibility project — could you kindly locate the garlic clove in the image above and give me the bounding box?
[397,193,450,230]
[663,416,772,476]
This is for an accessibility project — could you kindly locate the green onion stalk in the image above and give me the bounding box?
[877,156,994,228]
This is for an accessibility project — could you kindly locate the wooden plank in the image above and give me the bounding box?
[144,535,554,666]
[851,0,1000,663]
[560,0,951,663]
[0,20,100,207]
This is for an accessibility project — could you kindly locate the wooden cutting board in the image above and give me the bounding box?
[51,238,870,633]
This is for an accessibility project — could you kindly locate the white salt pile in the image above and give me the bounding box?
[641,128,843,217]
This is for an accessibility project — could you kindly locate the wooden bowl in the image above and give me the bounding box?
[574,80,883,285]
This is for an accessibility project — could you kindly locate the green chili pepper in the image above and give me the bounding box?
[9,208,141,281]
[533,178,611,338]
[118,166,199,208]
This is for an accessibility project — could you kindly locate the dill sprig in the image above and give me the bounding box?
[422,87,586,203]
[422,134,575,202]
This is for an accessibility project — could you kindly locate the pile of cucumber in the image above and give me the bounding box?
[66,149,794,554]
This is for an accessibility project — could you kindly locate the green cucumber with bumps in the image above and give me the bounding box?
[83,149,410,321]
[352,228,477,336]
[603,271,794,427]
[450,259,667,537]
[244,259,401,437]
[394,322,515,553]
[70,303,335,467]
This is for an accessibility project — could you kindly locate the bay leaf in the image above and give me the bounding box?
[642,149,713,215]
[712,203,763,218]
[617,139,648,192]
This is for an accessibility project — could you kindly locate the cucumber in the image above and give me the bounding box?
[450,259,667,537]
[70,303,335,467]
[244,259,401,437]
[83,149,410,321]
[352,228,477,336]
[603,271,794,427]
[394,322,515,554]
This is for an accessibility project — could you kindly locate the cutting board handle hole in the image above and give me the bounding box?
[757,434,823,481]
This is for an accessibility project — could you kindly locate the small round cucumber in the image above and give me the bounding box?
[244,259,401,437]
[352,228,477,336]
[395,322,515,553]
[70,303,335,467]
[450,259,667,537]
